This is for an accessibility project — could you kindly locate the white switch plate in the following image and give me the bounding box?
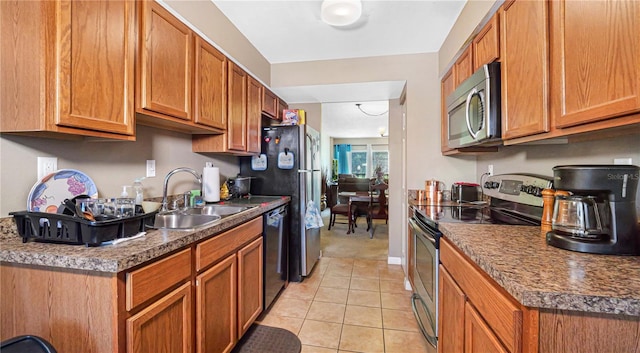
[488,164,494,176]
[614,158,632,165]
[146,160,156,177]
[37,157,58,180]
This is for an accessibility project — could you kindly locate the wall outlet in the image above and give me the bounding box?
[37,157,58,180]
[146,160,156,177]
[614,158,632,165]
[488,164,494,176]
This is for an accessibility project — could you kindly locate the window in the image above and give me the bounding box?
[347,144,389,178]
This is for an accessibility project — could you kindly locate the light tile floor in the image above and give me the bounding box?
[257,257,432,353]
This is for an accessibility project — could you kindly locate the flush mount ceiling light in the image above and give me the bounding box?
[321,0,362,27]
[356,103,388,117]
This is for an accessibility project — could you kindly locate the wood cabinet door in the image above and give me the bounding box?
[550,0,640,128]
[194,36,227,129]
[262,88,278,118]
[138,1,192,120]
[56,0,136,135]
[500,0,549,139]
[237,237,263,337]
[454,45,473,86]
[473,13,500,71]
[196,254,237,353]
[441,68,455,153]
[246,76,262,154]
[438,265,466,353]
[227,62,248,151]
[277,98,288,120]
[127,282,193,353]
[465,303,509,353]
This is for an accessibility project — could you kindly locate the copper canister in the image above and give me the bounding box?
[417,190,427,200]
[425,179,445,202]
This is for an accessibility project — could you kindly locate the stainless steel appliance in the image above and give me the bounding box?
[546,165,640,255]
[240,125,322,282]
[263,205,289,309]
[446,62,501,148]
[451,182,480,203]
[409,173,553,350]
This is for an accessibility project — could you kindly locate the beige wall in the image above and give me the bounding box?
[0,126,239,216]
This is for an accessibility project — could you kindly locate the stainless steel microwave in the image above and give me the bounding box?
[446,62,501,149]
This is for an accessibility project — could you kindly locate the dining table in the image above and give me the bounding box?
[338,191,386,233]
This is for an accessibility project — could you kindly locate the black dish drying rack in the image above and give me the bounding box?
[10,211,157,246]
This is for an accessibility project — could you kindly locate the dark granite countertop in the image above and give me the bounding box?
[0,196,289,273]
[439,222,640,316]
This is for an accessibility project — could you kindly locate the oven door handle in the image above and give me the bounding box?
[409,218,436,245]
[412,293,438,347]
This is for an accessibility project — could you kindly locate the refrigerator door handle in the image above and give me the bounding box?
[298,169,312,173]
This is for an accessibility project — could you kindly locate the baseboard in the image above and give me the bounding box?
[387,256,401,265]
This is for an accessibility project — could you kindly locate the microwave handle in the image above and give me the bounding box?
[465,88,479,139]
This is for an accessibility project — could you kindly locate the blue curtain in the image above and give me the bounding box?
[334,144,351,174]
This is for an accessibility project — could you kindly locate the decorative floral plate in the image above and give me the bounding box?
[27,169,98,213]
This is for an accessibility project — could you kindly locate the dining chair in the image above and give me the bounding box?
[328,183,357,234]
[367,182,389,238]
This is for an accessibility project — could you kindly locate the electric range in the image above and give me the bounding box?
[408,173,553,350]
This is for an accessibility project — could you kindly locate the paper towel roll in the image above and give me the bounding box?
[202,167,220,202]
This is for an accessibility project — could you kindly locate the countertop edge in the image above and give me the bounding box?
[439,223,640,317]
[0,197,289,273]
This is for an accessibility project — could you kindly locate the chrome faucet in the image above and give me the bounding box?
[161,167,202,212]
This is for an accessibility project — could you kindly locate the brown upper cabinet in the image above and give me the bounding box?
[441,69,456,154]
[277,98,289,120]
[473,13,500,71]
[246,76,263,154]
[137,1,225,134]
[549,0,640,129]
[227,62,249,152]
[193,36,228,130]
[137,1,192,121]
[262,88,279,119]
[192,63,263,155]
[454,45,474,87]
[500,0,550,140]
[0,0,136,140]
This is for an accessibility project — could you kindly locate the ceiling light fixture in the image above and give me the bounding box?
[321,0,362,27]
[356,103,388,117]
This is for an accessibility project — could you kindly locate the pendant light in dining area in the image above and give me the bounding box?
[321,0,362,27]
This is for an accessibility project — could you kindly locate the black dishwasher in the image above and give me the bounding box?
[263,205,289,310]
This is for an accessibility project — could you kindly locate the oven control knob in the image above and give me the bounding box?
[484,181,491,189]
[491,181,499,189]
[533,187,543,197]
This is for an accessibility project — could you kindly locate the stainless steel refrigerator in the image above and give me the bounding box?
[240,125,321,282]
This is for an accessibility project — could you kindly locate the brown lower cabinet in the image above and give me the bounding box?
[439,237,640,353]
[0,217,264,353]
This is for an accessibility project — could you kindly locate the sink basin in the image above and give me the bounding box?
[153,205,255,230]
[153,213,222,230]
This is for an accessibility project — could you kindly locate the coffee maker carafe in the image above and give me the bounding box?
[546,165,640,255]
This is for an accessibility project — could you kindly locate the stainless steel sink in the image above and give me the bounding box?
[153,205,255,230]
[153,213,222,230]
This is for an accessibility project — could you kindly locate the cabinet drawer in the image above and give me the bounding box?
[440,238,522,353]
[126,248,192,311]
[196,217,262,272]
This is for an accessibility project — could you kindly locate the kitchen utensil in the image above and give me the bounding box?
[451,182,480,203]
[27,169,98,213]
[546,165,640,255]
[227,176,252,197]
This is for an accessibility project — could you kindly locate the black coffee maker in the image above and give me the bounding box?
[546,165,640,255]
